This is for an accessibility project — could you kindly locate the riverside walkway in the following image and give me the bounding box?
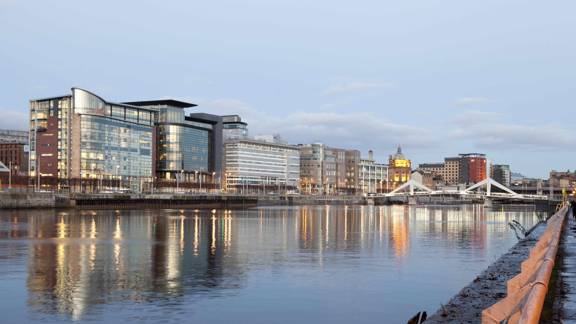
[552,205,576,322]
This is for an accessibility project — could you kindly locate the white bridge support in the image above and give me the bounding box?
[464,177,519,197]
[380,177,547,204]
[388,179,433,196]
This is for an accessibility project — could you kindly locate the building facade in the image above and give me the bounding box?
[29,88,223,192]
[459,153,487,184]
[359,150,388,194]
[549,170,576,189]
[443,157,461,184]
[125,99,223,185]
[491,164,511,187]
[411,170,435,188]
[224,138,300,193]
[299,143,361,194]
[388,146,411,190]
[299,143,328,194]
[0,129,29,177]
[222,115,248,140]
[417,157,461,185]
[30,88,156,189]
[0,143,28,176]
[0,129,28,144]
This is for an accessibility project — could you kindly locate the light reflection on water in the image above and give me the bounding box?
[0,205,545,323]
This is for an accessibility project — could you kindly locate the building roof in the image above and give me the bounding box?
[123,99,197,108]
[392,145,407,160]
[419,163,444,168]
[226,138,299,150]
[29,94,71,102]
[459,153,486,157]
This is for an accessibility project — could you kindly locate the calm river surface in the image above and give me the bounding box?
[0,205,545,323]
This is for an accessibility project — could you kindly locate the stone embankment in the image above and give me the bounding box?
[425,222,548,323]
[0,192,61,209]
[0,192,368,209]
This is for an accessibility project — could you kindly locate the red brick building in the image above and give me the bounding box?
[0,143,28,175]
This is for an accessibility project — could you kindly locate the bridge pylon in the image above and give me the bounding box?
[464,177,519,197]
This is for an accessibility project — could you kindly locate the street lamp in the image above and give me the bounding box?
[116,165,120,192]
[199,171,203,192]
[8,161,12,190]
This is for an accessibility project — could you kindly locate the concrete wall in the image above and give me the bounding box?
[0,192,56,209]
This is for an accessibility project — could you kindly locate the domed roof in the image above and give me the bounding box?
[393,145,405,159]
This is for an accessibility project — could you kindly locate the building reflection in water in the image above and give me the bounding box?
[0,204,546,322]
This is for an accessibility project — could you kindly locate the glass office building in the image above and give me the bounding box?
[224,138,300,193]
[30,88,224,191]
[124,101,223,182]
[29,88,157,188]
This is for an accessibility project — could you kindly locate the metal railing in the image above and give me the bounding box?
[482,203,569,323]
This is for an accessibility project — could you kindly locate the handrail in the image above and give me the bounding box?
[482,203,569,324]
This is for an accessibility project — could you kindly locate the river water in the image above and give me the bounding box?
[0,205,545,323]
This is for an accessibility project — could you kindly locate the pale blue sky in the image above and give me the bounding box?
[1,0,575,178]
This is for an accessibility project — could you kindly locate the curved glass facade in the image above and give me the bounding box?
[157,124,209,176]
[73,88,107,116]
[80,115,153,178]
[72,88,154,126]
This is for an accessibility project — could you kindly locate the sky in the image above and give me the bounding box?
[1,0,575,178]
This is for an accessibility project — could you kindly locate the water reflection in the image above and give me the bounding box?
[0,205,545,323]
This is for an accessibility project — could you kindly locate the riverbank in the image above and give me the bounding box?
[0,191,557,210]
[425,220,548,323]
[0,192,368,209]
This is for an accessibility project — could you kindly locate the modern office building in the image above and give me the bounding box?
[299,143,329,194]
[224,137,300,193]
[30,88,156,188]
[491,164,511,187]
[29,88,223,191]
[222,115,248,140]
[388,146,412,190]
[459,153,487,184]
[299,143,361,194]
[125,99,223,184]
[342,149,361,194]
[359,150,388,194]
[0,129,28,144]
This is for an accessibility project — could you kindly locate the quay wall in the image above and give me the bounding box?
[0,192,558,210]
[0,192,57,209]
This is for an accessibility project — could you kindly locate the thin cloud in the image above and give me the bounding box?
[0,108,28,130]
[323,81,394,96]
[450,111,576,151]
[173,97,434,156]
[451,110,502,124]
[455,97,490,106]
[260,112,437,151]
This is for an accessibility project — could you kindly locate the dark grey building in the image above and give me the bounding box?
[222,115,248,140]
[491,164,511,187]
[124,100,223,185]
